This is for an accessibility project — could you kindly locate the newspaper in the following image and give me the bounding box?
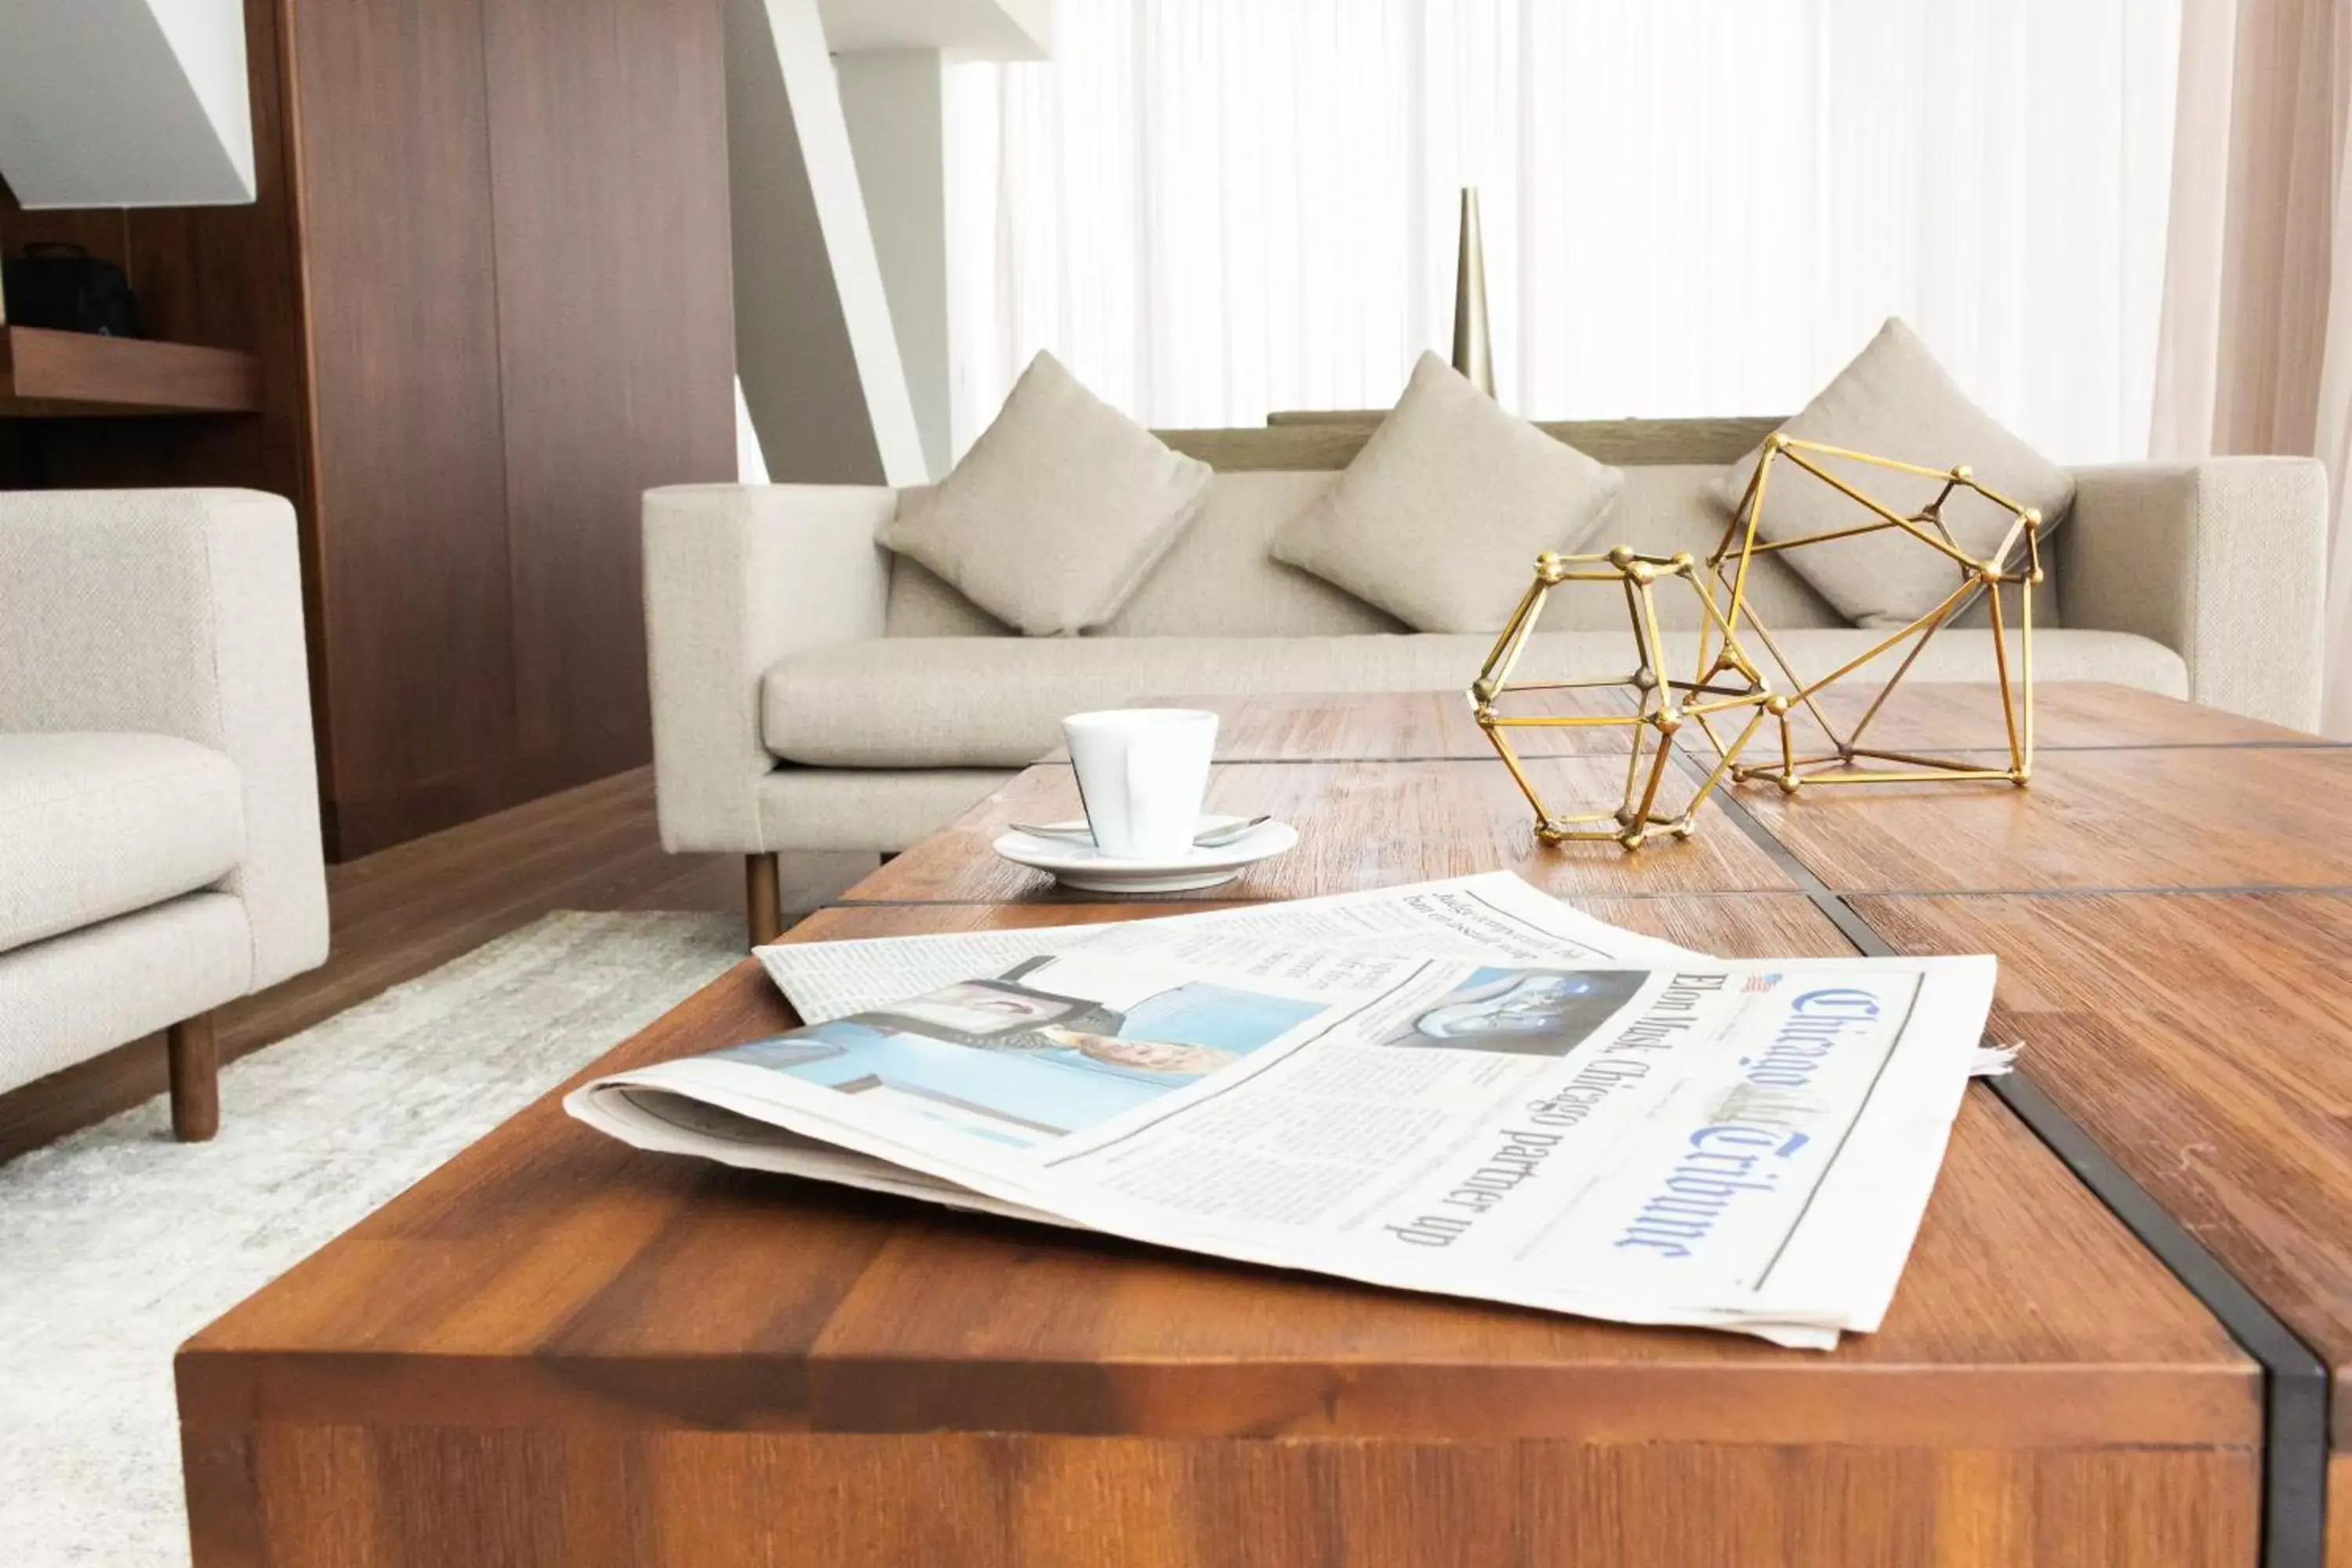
[756,873,1690,1024]
[753,873,2016,1077]
[568,876,1998,1348]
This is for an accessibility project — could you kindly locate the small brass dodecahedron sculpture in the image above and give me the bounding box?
[1704,434,2044,793]
[1471,546,1780,850]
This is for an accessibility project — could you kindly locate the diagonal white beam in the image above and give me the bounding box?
[725,0,926,486]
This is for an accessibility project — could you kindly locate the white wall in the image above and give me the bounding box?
[817,0,1049,57]
[837,51,953,478]
[724,0,925,485]
[0,0,254,208]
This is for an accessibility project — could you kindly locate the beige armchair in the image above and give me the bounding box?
[0,489,329,1140]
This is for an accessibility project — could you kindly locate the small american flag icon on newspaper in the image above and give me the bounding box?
[1743,973,1782,993]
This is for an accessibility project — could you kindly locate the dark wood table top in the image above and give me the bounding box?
[1857,891,2352,1442]
[186,682,2352,1567]
[181,896,2254,1452]
[1177,682,2333,764]
[852,757,1801,905]
[1740,745,2352,894]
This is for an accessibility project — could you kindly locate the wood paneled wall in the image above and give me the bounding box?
[289,0,735,855]
[483,0,736,786]
[2,0,736,858]
[291,0,514,845]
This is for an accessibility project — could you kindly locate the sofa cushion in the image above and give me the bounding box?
[883,543,1014,637]
[0,731,245,955]
[1530,466,1857,633]
[762,631,2184,770]
[1272,354,1623,633]
[885,470,1406,640]
[877,352,1211,636]
[885,464,1933,641]
[1109,470,1410,637]
[1713,318,2076,629]
[0,892,253,1097]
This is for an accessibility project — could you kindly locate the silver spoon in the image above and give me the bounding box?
[1009,815,1273,850]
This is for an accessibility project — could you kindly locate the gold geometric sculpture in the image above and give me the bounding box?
[1471,546,1780,849]
[1698,434,2043,793]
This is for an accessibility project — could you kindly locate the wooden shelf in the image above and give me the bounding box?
[0,324,262,416]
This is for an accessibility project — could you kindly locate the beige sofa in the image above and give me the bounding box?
[0,490,329,1140]
[643,421,2328,938]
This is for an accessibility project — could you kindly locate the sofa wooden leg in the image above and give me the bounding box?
[746,853,784,946]
[168,1012,220,1142]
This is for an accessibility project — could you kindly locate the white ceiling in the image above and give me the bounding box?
[815,0,1051,60]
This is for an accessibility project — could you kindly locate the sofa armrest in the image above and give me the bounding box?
[642,484,894,852]
[2059,457,2329,730]
[0,489,328,988]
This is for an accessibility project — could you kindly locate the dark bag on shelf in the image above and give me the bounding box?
[2,242,143,337]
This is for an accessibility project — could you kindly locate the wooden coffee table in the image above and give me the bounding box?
[180,684,2352,1567]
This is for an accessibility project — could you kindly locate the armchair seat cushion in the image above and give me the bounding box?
[760,630,2187,771]
[0,731,245,955]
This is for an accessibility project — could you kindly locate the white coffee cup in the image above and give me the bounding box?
[1062,709,1219,858]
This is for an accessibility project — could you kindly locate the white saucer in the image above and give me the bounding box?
[993,815,1298,894]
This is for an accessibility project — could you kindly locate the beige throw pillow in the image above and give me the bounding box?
[1711,318,2074,628]
[879,352,1211,636]
[1271,354,1623,633]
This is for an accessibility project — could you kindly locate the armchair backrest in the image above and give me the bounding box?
[0,488,328,987]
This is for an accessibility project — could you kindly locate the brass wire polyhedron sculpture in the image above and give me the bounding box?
[1699,434,2044,792]
[1471,546,1780,849]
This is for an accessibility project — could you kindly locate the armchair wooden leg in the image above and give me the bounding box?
[168,1012,220,1142]
[746,853,783,946]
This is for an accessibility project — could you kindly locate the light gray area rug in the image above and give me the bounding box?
[0,909,745,1567]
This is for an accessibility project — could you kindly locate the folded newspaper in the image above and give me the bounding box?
[566,873,1998,1348]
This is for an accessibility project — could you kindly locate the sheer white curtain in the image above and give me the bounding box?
[944,0,2180,463]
